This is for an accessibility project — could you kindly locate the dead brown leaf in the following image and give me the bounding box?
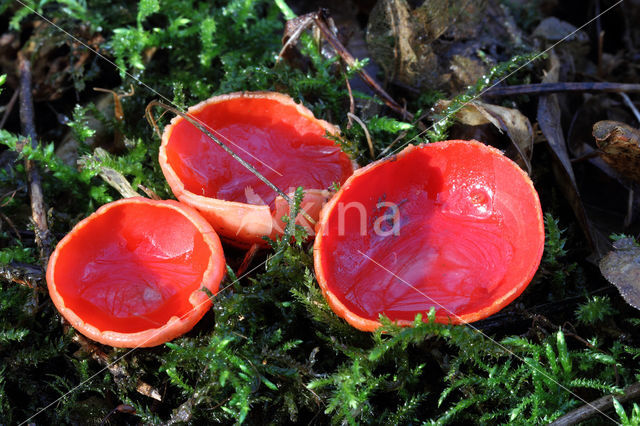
[437,99,533,173]
[78,148,140,199]
[593,120,640,184]
[537,52,610,258]
[599,238,640,311]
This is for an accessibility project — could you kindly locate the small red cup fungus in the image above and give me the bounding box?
[314,140,544,331]
[46,197,226,347]
[159,91,354,247]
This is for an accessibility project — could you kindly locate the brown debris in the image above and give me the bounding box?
[436,99,534,173]
[78,148,141,199]
[71,332,162,401]
[0,21,104,101]
[593,120,640,184]
[599,238,640,311]
[279,9,413,121]
[18,53,53,268]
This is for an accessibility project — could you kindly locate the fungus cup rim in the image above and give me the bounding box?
[158,91,354,248]
[313,140,545,331]
[46,197,226,348]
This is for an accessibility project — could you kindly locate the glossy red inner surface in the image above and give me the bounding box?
[166,97,353,206]
[53,204,212,333]
[320,143,541,322]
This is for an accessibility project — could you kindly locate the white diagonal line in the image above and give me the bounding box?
[357,249,619,424]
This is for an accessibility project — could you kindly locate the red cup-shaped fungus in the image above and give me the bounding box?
[46,197,226,347]
[314,140,544,331]
[159,91,354,247]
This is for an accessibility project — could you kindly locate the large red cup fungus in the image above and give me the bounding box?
[314,140,544,331]
[46,197,226,347]
[159,91,354,247]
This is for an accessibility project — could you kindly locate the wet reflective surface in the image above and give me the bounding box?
[53,203,212,333]
[166,97,353,206]
[318,141,543,324]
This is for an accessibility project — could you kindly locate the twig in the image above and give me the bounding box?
[18,53,53,267]
[0,185,26,207]
[236,243,261,277]
[0,89,18,129]
[549,382,640,425]
[0,210,22,241]
[595,0,603,78]
[278,10,414,121]
[484,82,640,97]
[597,31,605,79]
[619,92,640,124]
[99,404,136,426]
[71,333,162,401]
[344,72,355,129]
[347,112,374,159]
[377,131,408,158]
[310,10,412,121]
[137,184,161,200]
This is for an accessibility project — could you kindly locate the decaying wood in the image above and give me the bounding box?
[18,53,53,267]
[0,262,44,290]
[549,381,640,425]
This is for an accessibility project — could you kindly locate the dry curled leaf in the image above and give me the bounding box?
[593,120,640,184]
[599,238,640,311]
[78,148,140,199]
[537,52,609,258]
[437,99,533,173]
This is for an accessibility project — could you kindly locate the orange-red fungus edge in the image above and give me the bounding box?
[159,91,354,248]
[314,140,545,331]
[46,197,226,347]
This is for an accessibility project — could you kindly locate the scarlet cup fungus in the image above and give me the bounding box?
[46,197,226,347]
[158,91,354,247]
[314,140,544,331]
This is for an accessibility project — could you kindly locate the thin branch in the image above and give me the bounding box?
[549,382,640,425]
[310,10,412,121]
[347,112,374,159]
[619,92,640,124]
[236,243,261,277]
[483,82,640,97]
[0,89,19,129]
[18,53,53,267]
[344,71,355,129]
[71,333,162,401]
